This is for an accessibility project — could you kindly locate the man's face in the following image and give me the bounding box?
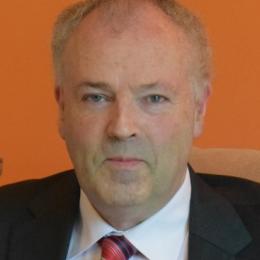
[57,3,206,220]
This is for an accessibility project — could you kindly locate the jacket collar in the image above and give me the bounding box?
[188,167,251,259]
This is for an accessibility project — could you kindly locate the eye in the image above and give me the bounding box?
[145,94,168,104]
[81,94,108,103]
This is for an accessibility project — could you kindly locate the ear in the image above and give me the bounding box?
[55,86,66,140]
[193,86,211,138]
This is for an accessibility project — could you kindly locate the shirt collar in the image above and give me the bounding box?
[69,168,191,259]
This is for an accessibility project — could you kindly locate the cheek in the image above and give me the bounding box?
[147,115,185,147]
[149,117,193,197]
[148,110,194,169]
[146,101,195,146]
[61,111,107,169]
[63,110,102,144]
[63,113,108,180]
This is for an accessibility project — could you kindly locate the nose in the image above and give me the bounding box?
[106,100,139,140]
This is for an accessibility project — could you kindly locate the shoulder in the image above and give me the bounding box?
[197,173,260,256]
[190,172,260,257]
[197,173,260,205]
[0,170,77,218]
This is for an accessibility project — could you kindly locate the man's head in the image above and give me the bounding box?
[52,0,211,229]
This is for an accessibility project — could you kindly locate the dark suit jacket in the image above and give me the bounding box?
[0,167,259,260]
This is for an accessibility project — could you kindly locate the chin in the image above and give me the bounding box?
[95,179,152,207]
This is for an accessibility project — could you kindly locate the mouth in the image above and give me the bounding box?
[105,157,144,169]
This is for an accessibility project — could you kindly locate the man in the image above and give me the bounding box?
[0,0,259,259]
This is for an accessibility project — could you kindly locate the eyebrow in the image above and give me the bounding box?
[76,81,112,91]
[138,82,160,90]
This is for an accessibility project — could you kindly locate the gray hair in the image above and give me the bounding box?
[52,0,212,99]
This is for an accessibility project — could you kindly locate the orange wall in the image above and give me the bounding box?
[1,0,260,185]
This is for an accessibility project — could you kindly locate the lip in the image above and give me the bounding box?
[105,157,144,169]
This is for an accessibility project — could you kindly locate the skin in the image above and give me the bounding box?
[56,1,207,230]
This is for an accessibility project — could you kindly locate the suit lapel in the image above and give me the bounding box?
[8,171,80,260]
[188,168,251,260]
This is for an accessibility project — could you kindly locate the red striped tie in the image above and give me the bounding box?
[99,235,137,260]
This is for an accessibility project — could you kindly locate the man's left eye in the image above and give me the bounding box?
[145,95,168,104]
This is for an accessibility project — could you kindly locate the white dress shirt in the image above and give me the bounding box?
[67,169,191,260]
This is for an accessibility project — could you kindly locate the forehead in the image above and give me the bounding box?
[61,1,193,85]
[68,1,191,48]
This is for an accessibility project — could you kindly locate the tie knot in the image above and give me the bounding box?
[99,235,137,260]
